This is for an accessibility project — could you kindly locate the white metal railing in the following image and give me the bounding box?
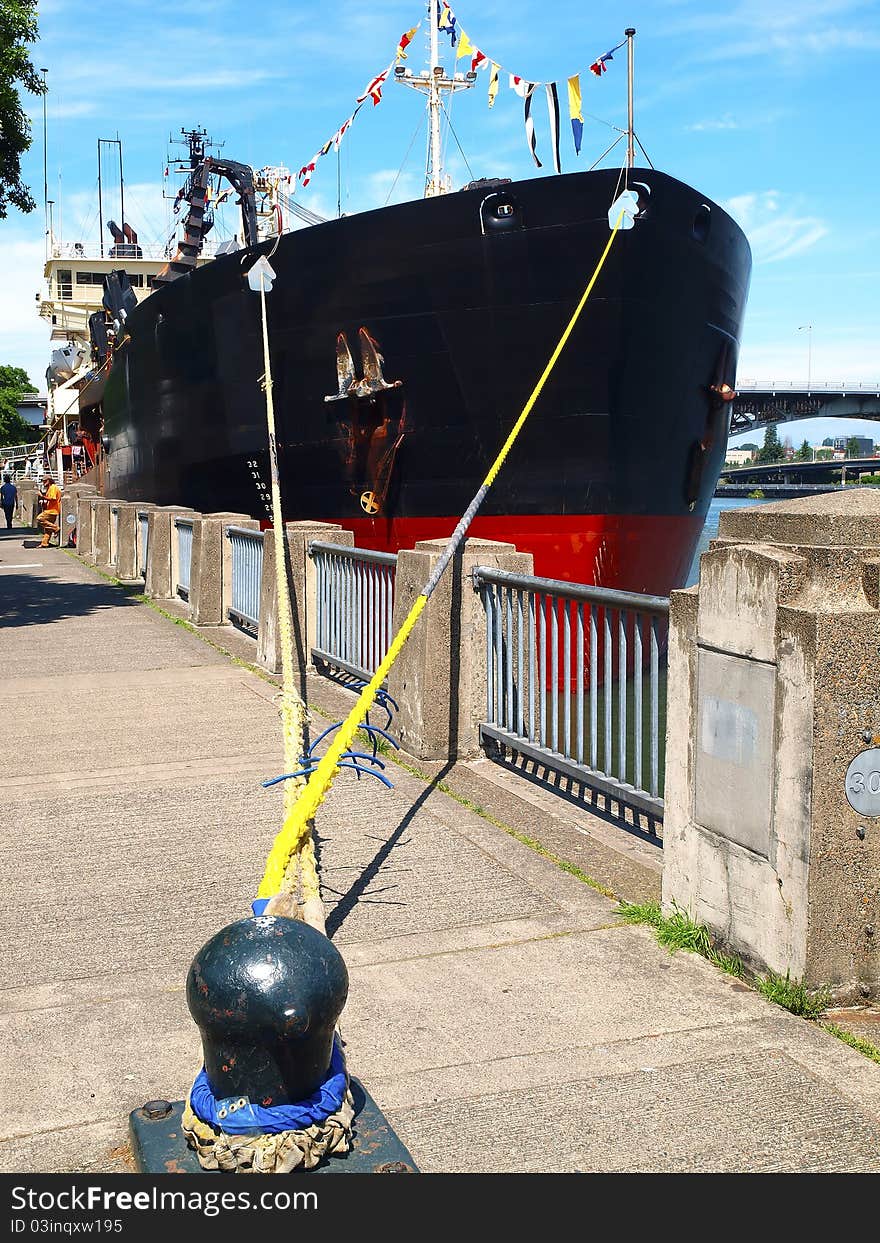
[174,518,194,600]
[474,567,669,819]
[736,379,880,394]
[47,238,222,262]
[310,541,397,682]
[109,505,120,566]
[226,526,264,635]
[137,511,150,578]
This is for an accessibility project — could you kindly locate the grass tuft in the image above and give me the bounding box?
[616,900,745,977]
[821,1023,880,1066]
[755,971,830,1020]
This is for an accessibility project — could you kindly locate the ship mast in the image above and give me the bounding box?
[396,0,477,198]
[428,0,443,197]
[625,27,636,169]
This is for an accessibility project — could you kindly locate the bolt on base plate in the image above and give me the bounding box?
[128,1078,418,1174]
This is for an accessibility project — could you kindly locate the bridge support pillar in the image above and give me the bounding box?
[663,489,880,1001]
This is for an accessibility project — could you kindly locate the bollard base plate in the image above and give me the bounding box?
[128,1078,418,1174]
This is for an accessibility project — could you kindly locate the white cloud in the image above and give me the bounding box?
[737,336,880,386]
[687,115,739,132]
[0,234,51,390]
[723,191,828,263]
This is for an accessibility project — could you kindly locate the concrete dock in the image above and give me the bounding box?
[2,523,880,1173]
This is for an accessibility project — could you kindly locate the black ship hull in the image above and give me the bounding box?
[102,167,751,594]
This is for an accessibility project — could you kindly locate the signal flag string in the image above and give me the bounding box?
[256,210,626,902]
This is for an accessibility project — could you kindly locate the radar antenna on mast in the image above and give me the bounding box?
[394,0,477,197]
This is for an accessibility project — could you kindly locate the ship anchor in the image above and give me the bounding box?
[325,327,403,402]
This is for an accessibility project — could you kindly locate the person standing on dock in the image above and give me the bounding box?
[1,475,17,529]
[36,474,61,547]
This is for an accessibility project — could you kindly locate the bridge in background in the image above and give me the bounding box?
[718,457,879,490]
[730,380,880,437]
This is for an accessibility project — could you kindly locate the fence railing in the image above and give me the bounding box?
[174,518,194,600]
[473,567,669,818]
[226,526,264,635]
[137,511,150,577]
[310,541,397,682]
[109,505,120,566]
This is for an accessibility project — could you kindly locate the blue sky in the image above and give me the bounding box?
[2,0,879,445]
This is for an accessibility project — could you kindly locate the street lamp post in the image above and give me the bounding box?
[41,68,48,250]
[798,324,812,391]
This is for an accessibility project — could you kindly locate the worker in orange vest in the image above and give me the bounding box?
[37,474,62,547]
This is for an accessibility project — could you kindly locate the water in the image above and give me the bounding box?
[686,496,774,587]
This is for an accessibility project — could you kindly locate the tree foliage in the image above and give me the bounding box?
[795,439,812,461]
[0,1,45,218]
[756,422,783,465]
[846,436,862,458]
[0,363,38,444]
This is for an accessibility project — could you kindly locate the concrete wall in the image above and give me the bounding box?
[113,503,151,580]
[662,489,880,999]
[257,522,353,679]
[388,538,533,760]
[144,507,200,601]
[189,513,257,626]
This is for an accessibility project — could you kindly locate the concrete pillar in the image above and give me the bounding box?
[144,506,200,601]
[388,538,534,760]
[662,489,880,1000]
[60,486,96,547]
[16,480,36,525]
[75,495,97,560]
[257,521,353,676]
[189,512,258,626]
[91,499,115,568]
[113,503,152,580]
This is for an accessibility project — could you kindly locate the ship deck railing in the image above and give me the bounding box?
[309,541,397,685]
[226,526,264,636]
[46,239,224,262]
[472,567,669,821]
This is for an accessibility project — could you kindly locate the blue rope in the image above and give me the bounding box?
[262,707,400,793]
[189,1036,348,1136]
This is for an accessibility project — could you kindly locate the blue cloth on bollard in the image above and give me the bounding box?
[250,898,270,916]
[189,1036,348,1135]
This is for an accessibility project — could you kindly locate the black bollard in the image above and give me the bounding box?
[187,915,348,1107]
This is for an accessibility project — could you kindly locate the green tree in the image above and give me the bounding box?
[757,422,783,465]
[795,439,812,461]
[0,364,38,444]
[0,1,45,217]
[846,435,861,458]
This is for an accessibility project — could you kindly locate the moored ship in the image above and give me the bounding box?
[93,11,751,596]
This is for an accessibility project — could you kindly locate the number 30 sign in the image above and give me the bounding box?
[845,748,880,817]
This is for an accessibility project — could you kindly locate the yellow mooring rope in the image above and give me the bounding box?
[257,212,625,902]
[257,271,324,928]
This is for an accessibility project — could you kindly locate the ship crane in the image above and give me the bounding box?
[155,151,259,284]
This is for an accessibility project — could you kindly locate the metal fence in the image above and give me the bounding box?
[174,518,194,601]
[310,541,397,682]
[473,566,669,817]
[226,526,263,635]
[109,505,120,567]
[137,511,150,577]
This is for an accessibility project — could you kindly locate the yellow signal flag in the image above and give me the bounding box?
[488,62,500,107]
[396,24,418,60]
[456,30,474,60]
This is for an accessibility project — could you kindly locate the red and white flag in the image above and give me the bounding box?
[357,65,391,107]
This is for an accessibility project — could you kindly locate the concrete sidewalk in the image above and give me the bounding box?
[1,526,879,1173]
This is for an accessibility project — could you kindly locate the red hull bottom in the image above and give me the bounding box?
[343,513,704,598]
